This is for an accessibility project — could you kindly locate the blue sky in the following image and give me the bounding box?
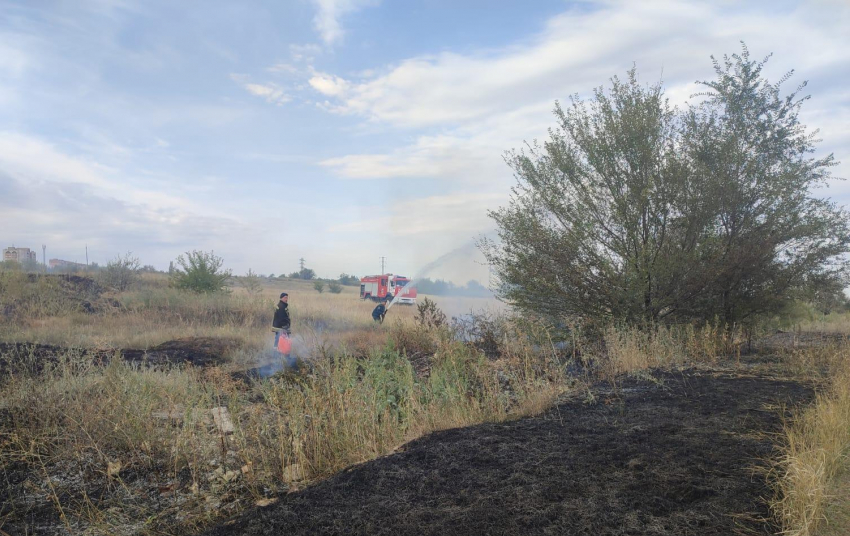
[1,0,849,282]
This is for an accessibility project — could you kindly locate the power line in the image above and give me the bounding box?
[299,257,306,271]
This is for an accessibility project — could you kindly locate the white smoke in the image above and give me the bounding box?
[387,240,485,310]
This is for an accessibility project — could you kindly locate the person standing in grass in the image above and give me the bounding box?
[273,292,291,347]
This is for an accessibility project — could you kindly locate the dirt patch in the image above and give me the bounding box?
[0,337,239,376]
[206,370,811,536]
[122,337,241,367]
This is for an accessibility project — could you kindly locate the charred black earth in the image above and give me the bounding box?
[206,370,810,536]
[0,337,237,377]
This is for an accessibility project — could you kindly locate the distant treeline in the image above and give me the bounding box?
[414,278,492,298]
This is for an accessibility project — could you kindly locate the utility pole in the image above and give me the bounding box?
[380,256,386,274]
[42,244,46,274]
[299,257,306,271]
[85,244,89,271]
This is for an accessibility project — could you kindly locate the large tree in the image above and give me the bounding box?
[481,47,849,326]
[680,46,849,324]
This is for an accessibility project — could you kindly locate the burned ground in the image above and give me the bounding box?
[0,337,238,376]
[207,369,811,536]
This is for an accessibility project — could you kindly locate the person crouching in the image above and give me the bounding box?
[372,301,387,323]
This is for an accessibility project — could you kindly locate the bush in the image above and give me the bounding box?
[328,281,343,294]
[338,273,359,286]
[415,298,447,329]
[313,281,325,293]
[288,268,316,280]
[170,250,231,293]
[98,252,141,291]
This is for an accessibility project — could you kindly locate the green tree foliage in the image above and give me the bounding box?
[170,250,232,293]
[414,278,492,297]
[328,281,343,294]
[481,46,849,327]
[99,252,141,291]
[288,268,316,280]
[680,47,849,324]
[313,280,325,293]
[338,273,359,285]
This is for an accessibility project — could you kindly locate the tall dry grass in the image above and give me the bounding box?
[0,319,565,534]
[599,322,740,379]
[772,342,850,536]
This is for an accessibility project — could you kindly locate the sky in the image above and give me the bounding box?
[1,0,849,283]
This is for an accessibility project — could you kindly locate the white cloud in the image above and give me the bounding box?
[330,192,504,236]
[289,43,323,63]
[308,72,350,97]
[244,83,290,104]
[321,131,507,181]
[310,0,379,46]
[267,63,299,75]
[313,0,850,208]
[0,132,248,263]
[230,74,291,104]
[309,1,850,129]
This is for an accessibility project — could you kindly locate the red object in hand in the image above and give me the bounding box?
[277,333,292,354]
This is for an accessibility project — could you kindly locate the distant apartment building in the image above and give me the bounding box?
[3,246,38,264]
[49,258,87,270]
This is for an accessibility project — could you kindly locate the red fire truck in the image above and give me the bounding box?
[360,274,417,305]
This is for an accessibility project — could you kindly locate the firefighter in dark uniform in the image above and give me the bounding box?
[372,301,387,323]
[273,292,291,347]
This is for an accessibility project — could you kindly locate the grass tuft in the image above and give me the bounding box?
[770,343,850,536]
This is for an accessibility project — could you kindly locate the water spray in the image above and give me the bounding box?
[386,241,480,311]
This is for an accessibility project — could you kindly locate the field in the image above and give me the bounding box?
[1,272,849,535]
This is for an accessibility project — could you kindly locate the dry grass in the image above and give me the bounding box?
[796,312,850,335]
[772,343,850,536]
[599,322,740,380]
[0,273,564,534]
[0,273,497,351]
[0,342,565,534]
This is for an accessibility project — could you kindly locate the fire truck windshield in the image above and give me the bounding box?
[396,280,408,287]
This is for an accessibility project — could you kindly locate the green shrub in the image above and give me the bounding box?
[169,250,231,293]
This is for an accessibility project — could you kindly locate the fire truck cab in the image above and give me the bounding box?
[360,274,417,305]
